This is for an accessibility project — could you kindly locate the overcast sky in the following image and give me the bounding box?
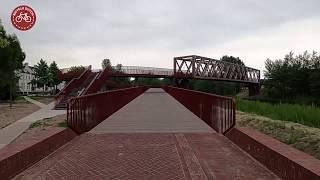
[1,0,320,73]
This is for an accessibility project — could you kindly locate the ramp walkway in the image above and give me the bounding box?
[15,89,279,179]
[91,88,214,133]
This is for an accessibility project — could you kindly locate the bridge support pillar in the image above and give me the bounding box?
[248,84,260,96]
[174,78,190,89]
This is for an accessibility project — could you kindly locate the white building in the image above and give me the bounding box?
[17,65,36,94]
[16,64,65,94]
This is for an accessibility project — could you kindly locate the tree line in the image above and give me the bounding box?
[263,51,320,104]
[26,61,87,93]
[31,59,62,92]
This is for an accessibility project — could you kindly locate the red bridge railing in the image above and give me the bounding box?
[55,65,92,106]
[164,86,236,134]
[82,67,112,95]
[67,86,148,134]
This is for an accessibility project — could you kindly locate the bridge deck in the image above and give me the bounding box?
[15,89,279,179]
[90,88,214,133]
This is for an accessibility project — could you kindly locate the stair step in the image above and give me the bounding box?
[55,71,98,110]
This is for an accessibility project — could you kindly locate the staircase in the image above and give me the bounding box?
[82,67,112,95]
[55,72,98,109]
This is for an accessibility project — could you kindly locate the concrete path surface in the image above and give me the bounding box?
[23,96,46,108]
[91,88,214,133]
[0,101,66,149]
[14,89,279,179]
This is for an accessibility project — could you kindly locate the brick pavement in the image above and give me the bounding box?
[15,133,279,179]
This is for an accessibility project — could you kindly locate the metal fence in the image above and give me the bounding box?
[164,86,236,134]
[67,86,148,134]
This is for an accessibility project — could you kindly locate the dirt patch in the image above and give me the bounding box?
[236,111,320,160]
[29,114,67,129]
[37,97,54,105]
[10,114,67,145]
[0,103,40,129]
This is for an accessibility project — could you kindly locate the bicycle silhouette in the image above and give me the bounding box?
[15,12,32,23]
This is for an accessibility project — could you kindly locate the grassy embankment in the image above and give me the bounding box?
[236,98,320,128]
[236,98,320,159]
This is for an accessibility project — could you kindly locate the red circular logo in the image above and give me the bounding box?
[11,5,36,31]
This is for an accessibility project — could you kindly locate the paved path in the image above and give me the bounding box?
[0,101,66,149]
[91,88,214,133]
[23,96,46,108]
[15,89,279,179]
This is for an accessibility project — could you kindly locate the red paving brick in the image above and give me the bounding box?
[15,133,279,180]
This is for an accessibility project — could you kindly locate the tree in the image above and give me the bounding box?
[309,69,320,97]
[115,64,122,72]
[34,59,49,92]
[0,26,9,48]
[220,55,245,66]
[134,78,163,86]
[309,51,320,98]
[102,58,112,69]
[59,66,85,81]
[220,55,245,94]
[49,61,62,93]
[264,51,320,103]
[0,21,25,106]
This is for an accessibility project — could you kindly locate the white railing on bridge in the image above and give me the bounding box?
[117,66,174,76]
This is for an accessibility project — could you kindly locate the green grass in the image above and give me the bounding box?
[236,98,320,128]
[13,96,29,104]
[29,118,67,128]
[29,121,44,128]
[237,111,320,159]
[57,121,67,127]
[29,96,54,100]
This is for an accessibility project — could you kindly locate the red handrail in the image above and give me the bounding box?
[67,86,148,134]
[82,67,112,95]
[55,65,92,106]
[163,86,236,134]
[78,71,100,96]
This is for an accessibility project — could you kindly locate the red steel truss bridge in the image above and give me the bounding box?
[54,55,260,109]
[105,55,260,83]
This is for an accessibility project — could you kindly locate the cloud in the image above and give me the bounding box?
[1,0,320,71]
[208,18,320,73]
